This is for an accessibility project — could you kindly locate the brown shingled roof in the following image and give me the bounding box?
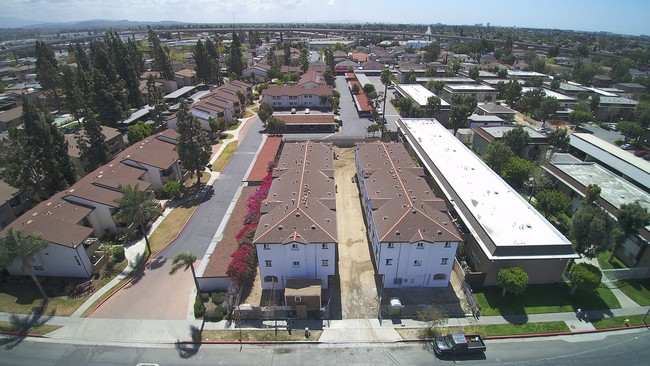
[356,141,461,244]
[254,142,337,245]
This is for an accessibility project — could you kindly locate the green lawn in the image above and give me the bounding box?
[228,120,242,130]
[212,141,238,172]
[597,250,627,270]
[0,321,61,335]
[464,321,570,337]
[474,284,621,316]
[591,314,648,329]
[0,260,127,316]
[614,279,650,306]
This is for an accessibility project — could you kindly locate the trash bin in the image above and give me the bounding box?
[389,298,402,318]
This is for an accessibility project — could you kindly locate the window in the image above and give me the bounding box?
[387,243,394,249]
[441,258,449,265]
[295,296,302,302]
[414,260,422,266]
[263,244,270,250]
[444,242,451,248]
[416,242,424,249]
[293,261,300,268]
[385,259,393,266]
[291,244,299,251]
[433,273,446,280]
[322,243,328,249]
[393,278,402,285]
[33,265,44,271]
[322,260,329,267]
[265,260,272,267]
[264,275,278,283]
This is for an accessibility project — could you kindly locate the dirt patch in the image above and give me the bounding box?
[333,147,379,319]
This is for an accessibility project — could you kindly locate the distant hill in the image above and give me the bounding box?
[0,18,185,30]
[0,17,44,28]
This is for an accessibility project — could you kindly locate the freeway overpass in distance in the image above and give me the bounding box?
[5,25,620,60]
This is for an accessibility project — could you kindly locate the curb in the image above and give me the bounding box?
[0,330,45,338]
[485,323,649,340]
[180,340,322,345]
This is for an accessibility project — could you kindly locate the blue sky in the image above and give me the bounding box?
[3,0,649,36]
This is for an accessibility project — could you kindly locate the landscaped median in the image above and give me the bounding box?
[0,321,61,336]
[199,329,323,343]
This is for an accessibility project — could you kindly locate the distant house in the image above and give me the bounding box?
[0,180,32,230]
[307,60,327,74]
[0,106,22,132]
[261,84,333,110]
[335,60,358,73]
[613,83,647,99]
[356,141,461,288]
[332,50,348,61]
[243,63,271,82]
[167,80,252,131]
[273,113,336,133]
[594,96,638,121]
[64,126,126,177]
[254,142,337,290]
[441,84,498,103]
[472,125,548,161]
[351,52,369,62]
[174,68,196,88]
[297,70,327,88]
[475,102,516,121]
[393,84,450,125]
[280,65,302,74]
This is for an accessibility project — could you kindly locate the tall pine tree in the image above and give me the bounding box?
[60,65,84,120]
[106,31,144,109]
[0,97,76,199]
[205,38,222,85]
[193,40,210,83]
[91,69,126,127]
[76,110,110,172]
[148,28,175,80]
[176,101,211,186]
[34,41,62,109]
[228,32,244,76]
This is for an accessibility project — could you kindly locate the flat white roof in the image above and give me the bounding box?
[164,86,197,99]
[522,87,575,101]
[551,162,650,212]
[396,84,449,107]
[582,86,619,97]
[399,119,573,256]
[570,133,650,191]
[122,105,153,124]
[445,84,497,92]
[507,70,547,77]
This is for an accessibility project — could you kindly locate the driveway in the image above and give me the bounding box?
[91,118,264,319]
[333,147,379,319]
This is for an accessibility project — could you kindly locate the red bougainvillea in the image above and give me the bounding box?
[227,244,256,286]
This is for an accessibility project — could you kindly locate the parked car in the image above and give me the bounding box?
[634,149,648,157]
[305,108,310,114]
[387,83,395,89]
[644,153,650,161]
[621,143,636,150]
[291,108,297,114]
[433,333,486,356]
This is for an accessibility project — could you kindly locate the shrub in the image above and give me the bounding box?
[201,292,210,303]
[194,294,205,318]
[569,262,602,293]
[227,244,257,286]
[113,246,125,262]
[205,305,225,322]
[211,291,226,305]
[162,180,183,199]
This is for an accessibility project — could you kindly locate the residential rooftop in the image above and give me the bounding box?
[356,141,460,243]
[398,118,576,259]
[253,141,337,245]
[395,84,449,107]
[443,84,497,91]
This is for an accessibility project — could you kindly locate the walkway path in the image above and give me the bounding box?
[333,147,381,320]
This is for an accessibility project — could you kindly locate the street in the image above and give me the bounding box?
[1,329,649,365]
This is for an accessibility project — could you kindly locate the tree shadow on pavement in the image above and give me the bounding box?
[0,303,54,350]
[175,323,203,359]
[146,256,167,271]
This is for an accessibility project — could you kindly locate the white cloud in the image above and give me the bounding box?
[327,0,336,5]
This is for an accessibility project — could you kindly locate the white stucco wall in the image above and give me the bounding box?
[5,242,93,278]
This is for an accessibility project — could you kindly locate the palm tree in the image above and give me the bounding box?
[169,252,200,294]
[0,228,49,302]
[114,184,161,255]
